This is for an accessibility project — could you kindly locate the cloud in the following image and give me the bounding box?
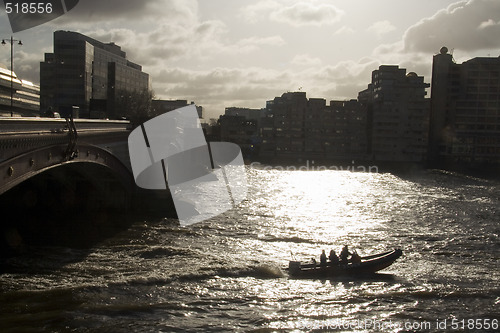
[403,0,500,53]
[83,22,285,69]
[151,66,295,118]
[241,0,344,27]
[271,1,344,27]
[477,18,500,30]
[334,26,355,35]
[291,54,322,67]
[310,59,380,97]
[63,0,198,24]
[367,20,396,38]
[12,50,48,84]
[230,36,287,54]
[148,55,385,119]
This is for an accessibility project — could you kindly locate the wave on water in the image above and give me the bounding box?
[112,263,286,288]
[228,264,286,279]
[137,246,199,259]
[258,235,317,244]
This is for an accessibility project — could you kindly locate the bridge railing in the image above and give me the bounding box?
[0,117,131,163]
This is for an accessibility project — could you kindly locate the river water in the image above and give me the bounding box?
[1,167,499,332]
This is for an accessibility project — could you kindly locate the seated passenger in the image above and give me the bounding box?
[320,250,327,267]
[329,249,339,265]
[351,250,361,264]
[340,245,351,264]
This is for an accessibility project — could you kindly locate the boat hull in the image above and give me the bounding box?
[288,249,403,279]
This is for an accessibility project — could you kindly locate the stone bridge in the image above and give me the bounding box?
[0,118,174,253]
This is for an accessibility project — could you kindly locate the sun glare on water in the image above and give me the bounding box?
[249,169,385,247]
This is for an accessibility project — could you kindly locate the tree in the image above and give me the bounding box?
[114,88,156,127]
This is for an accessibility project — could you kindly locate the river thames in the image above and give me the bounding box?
[1,167,499,332]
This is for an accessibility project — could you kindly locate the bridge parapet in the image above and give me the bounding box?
[0,117,134,194]
[0,117,131,162]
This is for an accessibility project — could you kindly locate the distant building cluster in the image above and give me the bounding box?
[216,49,500,168]
[1,30,499,168]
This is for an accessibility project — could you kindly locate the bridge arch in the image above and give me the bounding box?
[0,143,139,252]
[0,143,135,196]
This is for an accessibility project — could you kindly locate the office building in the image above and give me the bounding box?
[40,31,149,118]
[429,47,500,166]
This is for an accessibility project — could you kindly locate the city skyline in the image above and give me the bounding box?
[0,0,499,119]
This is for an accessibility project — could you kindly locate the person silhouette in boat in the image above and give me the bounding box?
[340,245,352,264]
[320,250,327,267]
[351,250,362,264]
[329,249,339,265]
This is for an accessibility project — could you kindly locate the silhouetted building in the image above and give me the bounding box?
[40,31,149,118]
[225,107,265,122]
[219,115,259,158]
[359,65,430,163]
[429,47,500,166]
[0,66,40,116]
[260,92,368,161]
[326,100,368,160]
[261,92,309,159]
[152,100,203,119]
[217,107,265,158]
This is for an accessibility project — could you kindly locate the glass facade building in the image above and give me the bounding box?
[40,31,149,118]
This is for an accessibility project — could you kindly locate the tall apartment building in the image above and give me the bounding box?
[40,31,149,118]
[260,92,309,159]
[359,65,430,163]
[326,100,368,160]
[429,47,500,166]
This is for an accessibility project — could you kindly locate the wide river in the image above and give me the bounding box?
[1,167,499,332]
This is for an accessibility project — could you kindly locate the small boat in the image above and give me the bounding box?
[288,249,403,278]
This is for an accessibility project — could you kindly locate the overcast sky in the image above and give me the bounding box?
[1,0,499,119]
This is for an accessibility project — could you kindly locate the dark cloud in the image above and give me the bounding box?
[404,0,500,53]
[60,0,197,23]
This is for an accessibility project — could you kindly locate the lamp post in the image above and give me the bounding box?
[1,36,23,117]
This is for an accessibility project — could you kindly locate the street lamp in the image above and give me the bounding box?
[2,36,23,117]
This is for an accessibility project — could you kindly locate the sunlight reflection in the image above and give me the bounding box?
[247,169,384,245]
